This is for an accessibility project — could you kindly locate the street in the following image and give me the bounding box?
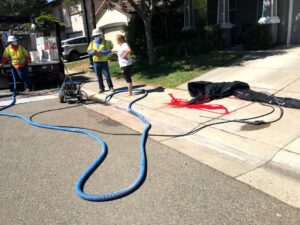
[0,98,299,225]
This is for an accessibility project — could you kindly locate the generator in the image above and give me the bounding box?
[59,75,87,103]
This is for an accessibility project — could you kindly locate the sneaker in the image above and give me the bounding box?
[99,89,105,93]
[109,88,115,92]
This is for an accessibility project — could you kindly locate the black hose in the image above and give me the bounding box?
[29,99,284,139]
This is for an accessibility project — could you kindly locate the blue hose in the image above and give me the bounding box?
[0,71,151,202]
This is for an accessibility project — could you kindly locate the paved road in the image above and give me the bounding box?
[0,99,299,225]
[0,73,95,101]
[0,86,59,101]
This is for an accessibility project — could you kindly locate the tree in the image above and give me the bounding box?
[0,0,48,30]
[0,0,47,17]
[22,13,65,36]
[109,0,157,65]
[156,0,183,41]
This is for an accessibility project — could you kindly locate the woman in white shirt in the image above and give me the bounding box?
[116,34,133,96]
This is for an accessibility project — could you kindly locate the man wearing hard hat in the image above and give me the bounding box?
[1,35,32,92]
[87,28,114,93]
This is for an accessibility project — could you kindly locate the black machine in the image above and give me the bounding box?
[188,81,300,109]
[59,75,87,103]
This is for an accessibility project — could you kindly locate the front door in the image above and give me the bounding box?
[230,0,259,44]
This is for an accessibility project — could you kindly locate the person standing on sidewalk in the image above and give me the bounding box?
[116,34,133,96]
[87,28,114,93]
[1,35,32,92]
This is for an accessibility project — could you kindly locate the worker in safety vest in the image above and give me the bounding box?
[1,35,32,92]
[87,28,114,93]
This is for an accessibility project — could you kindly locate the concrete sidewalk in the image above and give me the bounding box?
[81,47,300,209]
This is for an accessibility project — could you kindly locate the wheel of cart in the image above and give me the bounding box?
[59,87,66,103]
[78,89,88,102]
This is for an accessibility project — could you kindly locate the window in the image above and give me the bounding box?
[69,38,82,44]
[68,40,76,44]
[67,31,83,39]
[82,37,87,43]
[183,0,195,29]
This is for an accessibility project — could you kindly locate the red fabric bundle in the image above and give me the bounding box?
[168,94,229,115]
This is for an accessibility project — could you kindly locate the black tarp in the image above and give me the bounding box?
[188,81,300,109]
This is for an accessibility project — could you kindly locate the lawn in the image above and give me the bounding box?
[65,52,242,88]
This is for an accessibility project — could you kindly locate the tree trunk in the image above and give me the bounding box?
[143,18,155,65]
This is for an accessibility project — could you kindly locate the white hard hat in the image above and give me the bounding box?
[92,28,103,37]
[7,35,17,43]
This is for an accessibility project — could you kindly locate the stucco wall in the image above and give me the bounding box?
[70,15,85,35]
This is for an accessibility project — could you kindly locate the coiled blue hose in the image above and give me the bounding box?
[0,70,151,202]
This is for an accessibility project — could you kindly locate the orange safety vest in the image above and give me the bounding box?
[87,40,111,62]
[3,45,29,68]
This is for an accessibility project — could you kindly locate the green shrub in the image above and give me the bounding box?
[242,24,272,50]
[155,25,223,57]
[125,15,147,58]
[124,1,217,59]
[202,25,223,49]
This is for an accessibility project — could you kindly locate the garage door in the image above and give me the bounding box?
[103,26,126,52]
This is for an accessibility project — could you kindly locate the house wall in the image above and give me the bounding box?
[50,1,85,39]
[291,0,300,44]
[277,0,289,44]
[61,4,72,29]
[51,4,68,39]
[68,3,85,37]
[207,0,300,45]
[52,5,64,23]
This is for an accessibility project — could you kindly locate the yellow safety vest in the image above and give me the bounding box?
[3,45,28,66]
[87,40,111,62]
